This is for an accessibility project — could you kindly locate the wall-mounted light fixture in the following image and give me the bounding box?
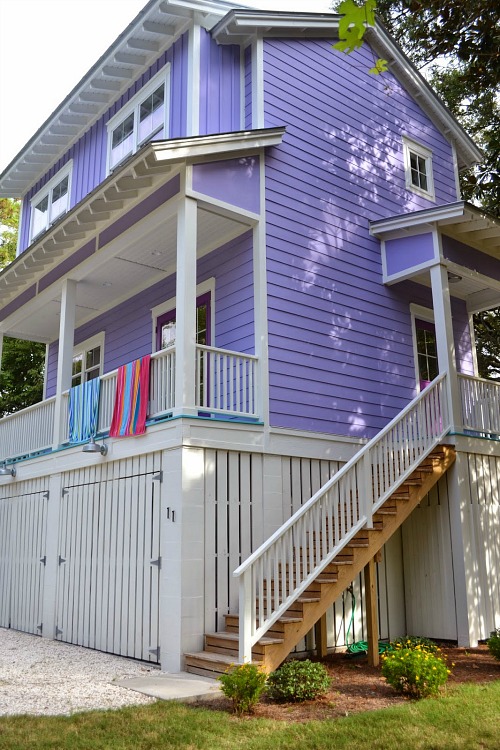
[82,437,108,456]
[447,271,463,284]
[0,462,16,477]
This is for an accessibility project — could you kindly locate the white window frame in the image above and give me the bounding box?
[403,137,435,201]
[106,66,170,174]
[29,161,73,241]
[151,278,215,352]
[410,304,435,391]
[72,332,105,386]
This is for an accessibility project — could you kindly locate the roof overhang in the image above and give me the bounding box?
[0,0,248,199]
[370,201,500,258]
[212,11,482,171]
[0,127,284,313]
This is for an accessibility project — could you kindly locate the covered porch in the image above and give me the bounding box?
[371,201,500,441]
[0,130,284,466]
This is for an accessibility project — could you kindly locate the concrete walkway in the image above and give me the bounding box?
[116,671,221,703]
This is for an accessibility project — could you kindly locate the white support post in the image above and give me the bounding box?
[174,197,198,416]
[239,569,253,663]
[430,263,462,433]
[362,450,373,528]
[52,279,77,448]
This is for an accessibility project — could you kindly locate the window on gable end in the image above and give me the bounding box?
[107,69,169,173]
[403,137,435,200]
[30,163,72,241]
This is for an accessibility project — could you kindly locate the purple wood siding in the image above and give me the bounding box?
[199,30,241,135]
[45,231,254,398]
[262,38,460,438]
[244,45,252,129]
[385,233,434,276]
[192,158,259,213]
[19,34,189,253]
[442,235,500,284]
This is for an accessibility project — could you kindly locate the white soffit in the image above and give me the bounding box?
[0,0,245,199]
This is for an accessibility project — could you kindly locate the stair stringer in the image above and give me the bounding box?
[259,444,456,672]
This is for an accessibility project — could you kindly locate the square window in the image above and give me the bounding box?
[30,163,72,241]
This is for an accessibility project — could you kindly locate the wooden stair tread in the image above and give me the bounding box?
[206,631,283,646]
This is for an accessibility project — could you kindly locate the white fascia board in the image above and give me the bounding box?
[370,202,467,237]
[150,127,286,163]
[365,25,483,170]
[212,10,340,42]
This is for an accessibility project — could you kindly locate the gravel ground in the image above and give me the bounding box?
[0,628,158,716]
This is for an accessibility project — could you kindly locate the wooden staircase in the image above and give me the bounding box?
[185,444,456,676]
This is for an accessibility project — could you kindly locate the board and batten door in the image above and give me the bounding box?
[0,488,48,634]
[54,457,162,662]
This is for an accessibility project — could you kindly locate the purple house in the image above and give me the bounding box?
[0,1,499,674]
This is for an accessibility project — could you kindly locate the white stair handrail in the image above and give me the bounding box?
[234,373,450,663]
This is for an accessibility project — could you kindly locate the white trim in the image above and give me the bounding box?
[187,24,201,137]
[251,38,264,130]
[410,303,435,391]
[186,188,260,223]
[29,161,73,242]
[384,258,437,286]
[15,200,24,257]
[255,151,269,426]
[150,277,215,352]
[402,136,435,201]
[42,343,49,400]
[106,66,171,175]
[240,46,246,129]
[451,143,462,200]
[468,313,479,376]
[151,127,285,163]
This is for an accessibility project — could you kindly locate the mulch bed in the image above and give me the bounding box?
[194,645,500,722]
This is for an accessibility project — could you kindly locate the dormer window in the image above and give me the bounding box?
[107,68,169,173]
[30,162,72,241]
[403,137,435,200]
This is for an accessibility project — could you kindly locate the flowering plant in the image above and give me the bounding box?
[382,644,450,699]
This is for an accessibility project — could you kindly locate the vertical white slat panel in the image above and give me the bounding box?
[239,454,252,563]
[141,464,154,661]
[133,466,147,659]
[113,465,126,656]
[216,451,229,630]
[204,449,217,634]
[0,498,12,627]
[251,454,264,551]
[149,473,161,662]
[228,452,241,613]
[290,458,302,514]
[88,477,101,650]
[125,470,139,658]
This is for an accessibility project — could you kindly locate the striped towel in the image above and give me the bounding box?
[69,378,101,443]
[109,355,151,437]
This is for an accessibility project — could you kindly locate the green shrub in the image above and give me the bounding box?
[382,646,450,699]
[267,659,331,703]
[486,628,500,661]
[217,663,267,715]
[389,635,440,654]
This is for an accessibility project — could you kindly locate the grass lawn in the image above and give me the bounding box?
[0,681,499,750]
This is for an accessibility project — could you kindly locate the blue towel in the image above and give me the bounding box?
[69,378,101,443]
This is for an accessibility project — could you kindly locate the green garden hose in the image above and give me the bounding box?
[344,586,392,655]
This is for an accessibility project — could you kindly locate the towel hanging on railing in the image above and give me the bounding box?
[109,355,151,437]
[69,378,101,443]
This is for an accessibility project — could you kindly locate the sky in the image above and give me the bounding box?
[0,0,334,174]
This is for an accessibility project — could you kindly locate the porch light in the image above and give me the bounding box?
[447,272,462,284]
[82,437,108,456]
[0,462,16,477]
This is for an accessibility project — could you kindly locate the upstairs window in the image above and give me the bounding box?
[107,69,169,172]
[403,137,435,200]
[72,334,104,387]
[30,163,72,241]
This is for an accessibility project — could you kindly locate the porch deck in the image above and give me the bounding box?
[0,344,259,463]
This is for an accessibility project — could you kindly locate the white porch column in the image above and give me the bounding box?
[430,263,462,432]
[52,279,77,447]
[174,197,197,416]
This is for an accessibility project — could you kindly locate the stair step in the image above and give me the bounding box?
[185,650,257,678]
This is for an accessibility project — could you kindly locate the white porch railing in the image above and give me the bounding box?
[196,345,258,418]
[0,397,56,459]
[234,373,450,663]
[459,374,500,436]
[149,347,176,417]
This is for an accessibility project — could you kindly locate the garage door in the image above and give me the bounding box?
[54,456,162,662]
[0,487,48,634]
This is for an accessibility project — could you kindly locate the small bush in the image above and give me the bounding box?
[486,628,500,661]
[267,659,331,703]
[390,635,440,654]
[382,646,450,699]
[218,663,267,715]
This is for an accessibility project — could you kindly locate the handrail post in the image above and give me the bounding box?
[362,450,373,528]
[239,569,253,663]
